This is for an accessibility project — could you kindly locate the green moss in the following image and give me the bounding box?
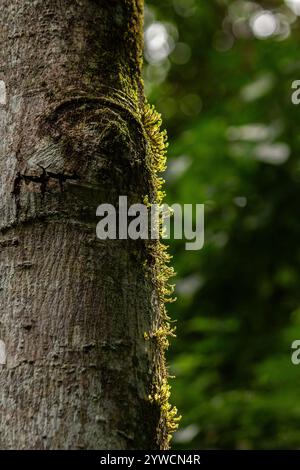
[142,102,181,448]
[148,378,181,445]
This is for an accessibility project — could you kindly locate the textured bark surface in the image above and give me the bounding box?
[0,0,167,449]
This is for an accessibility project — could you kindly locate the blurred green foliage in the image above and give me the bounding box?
[145,0,300,449]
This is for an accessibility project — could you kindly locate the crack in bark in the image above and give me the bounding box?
[0,237,19,249]
[11,169,80,218]
[22,168,80,192]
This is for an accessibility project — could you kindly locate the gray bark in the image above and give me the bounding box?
[0,0,168,449]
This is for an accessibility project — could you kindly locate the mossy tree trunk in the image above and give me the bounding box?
[0,0,176,449]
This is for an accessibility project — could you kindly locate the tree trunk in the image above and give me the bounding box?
[0,0,176,449]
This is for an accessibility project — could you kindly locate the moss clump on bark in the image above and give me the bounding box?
[142,102,181,448]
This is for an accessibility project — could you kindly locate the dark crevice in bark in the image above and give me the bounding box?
[21,170,80,192]
[0,237,19,249]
